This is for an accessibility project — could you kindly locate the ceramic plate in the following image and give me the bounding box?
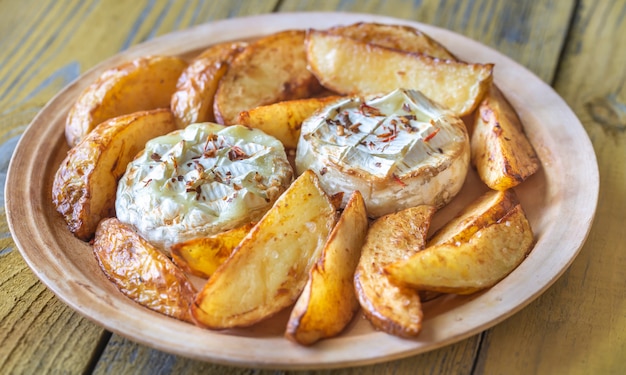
[5,12,598,370]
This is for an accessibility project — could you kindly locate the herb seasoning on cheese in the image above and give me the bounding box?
[116,123,293,252]
[295,88,470,217]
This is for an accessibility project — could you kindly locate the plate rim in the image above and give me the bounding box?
[5,11,599,370]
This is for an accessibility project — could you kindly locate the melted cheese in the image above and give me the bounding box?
[295,89,469,217]
[116,123,293,251]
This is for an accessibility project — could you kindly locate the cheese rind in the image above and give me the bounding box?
[295,89,469,217]
[116,123,293,251]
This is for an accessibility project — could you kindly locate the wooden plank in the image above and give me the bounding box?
[0,0,279,116]
[0,1,279,374]
[277,0,575,83]
[0,250,108,374]
[475,1,626,374]
[90,1,572,373]
[93,333,478,375]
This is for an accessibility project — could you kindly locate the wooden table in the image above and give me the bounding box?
[1,1,624,374]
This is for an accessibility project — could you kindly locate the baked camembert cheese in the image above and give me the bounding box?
[116,123,293,251]
[295,88,470,217]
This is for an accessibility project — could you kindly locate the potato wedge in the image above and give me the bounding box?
[471,85,541,190]
[327,22,456,60]
[306,30,493,117]
[52,109,177,240]
[93,218,196,322]
[171,41,247,127]
[285,191,368,346]
[236,96,342,149]
[213,30,323,125]
[354,205,435,337]
[65,55,187,146]
[428,189,520,246]
[192,170,337,329]
[386,204,534,295]
[170,222,255,278]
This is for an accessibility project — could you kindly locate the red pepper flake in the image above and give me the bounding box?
[143,178,153,187]
[186,185,202,200]
[150,153,161,162]
[392,174,407,187]
[228,146,249,161]
[320,167,328,176]
[400,115,416,129]
[377,131,397,143]
[214,170,223,183]
[349,122,361,132]
[203,148,217,158]
[341,112,352,126]
[424,128,440,142]
[359,102,383,117]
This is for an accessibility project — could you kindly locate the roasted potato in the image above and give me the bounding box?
[93,218,196,322]
[192,170,337,329]
[170,222,255,278]
[306,30,493,117]
[335,23,539,183]
[65,55,187,146]
[236,96,342,149]
[213,29,323,125]
[327,22,456,60]
[386,204,534,295]
[171,41,247,127]
[428,189,520,246]
[52,109,177,240]
[285,191,368,346]
[354,205,436,338]
[471,85,541,190]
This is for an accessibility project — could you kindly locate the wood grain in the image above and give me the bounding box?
[93,334,478,375]
[0,1,279,374]
[475,1,626,373]
[0,0,621,374]
[0,250,108,374]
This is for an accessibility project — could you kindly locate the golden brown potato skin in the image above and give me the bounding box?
[213,29,324,125]
[428,188,520,246]
[306,30,493,117]
[93,218,196,322]
[471,86,541,190]
[285,191,368,346]
[354,205,435,338]
[52,109,177,240]
[327,22,456,60]
[192,170,337,330]
[386,204,534,295]
[171,41,247,127]
[65,55,187,147]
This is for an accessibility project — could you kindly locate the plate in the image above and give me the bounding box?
[5,12,598,369]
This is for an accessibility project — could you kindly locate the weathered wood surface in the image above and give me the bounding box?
[1,0,623,374]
